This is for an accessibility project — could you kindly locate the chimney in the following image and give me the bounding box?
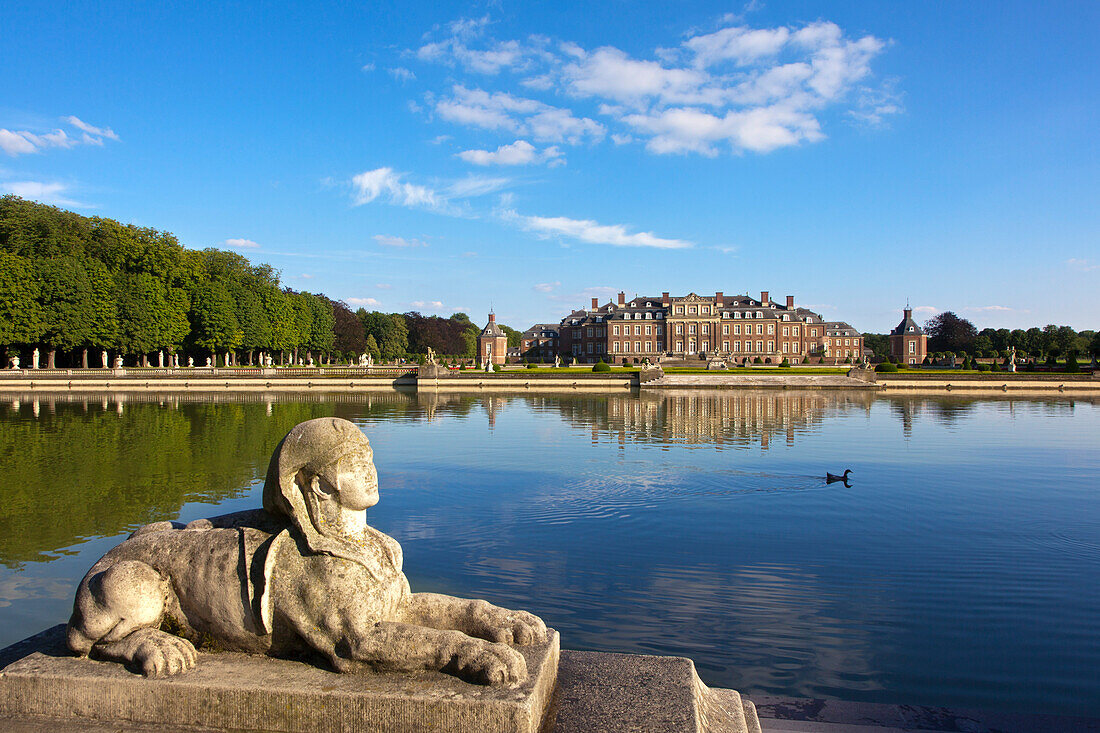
[489,312,496,323]
[761,291,769,306]
[662,291,670,306]
[904,307,912,320]
[618,291,626,305]
[786,295,794,309]
[591,297,599,309]
[715,291,723,307]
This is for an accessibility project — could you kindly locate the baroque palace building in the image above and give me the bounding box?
[543,290,863,365]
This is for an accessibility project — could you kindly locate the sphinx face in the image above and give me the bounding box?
[330,448,379,512]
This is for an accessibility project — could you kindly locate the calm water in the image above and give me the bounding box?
[1,389,1098,717]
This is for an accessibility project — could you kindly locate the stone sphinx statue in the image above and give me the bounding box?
[66,418,547,685]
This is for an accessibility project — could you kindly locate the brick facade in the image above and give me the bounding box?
[888,307,928,365]
[546,290,863,364]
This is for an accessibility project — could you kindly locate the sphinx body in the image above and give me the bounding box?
[66,418,546,684]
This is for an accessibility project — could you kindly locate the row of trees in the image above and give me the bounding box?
[863,311,1099,362]
[0,196,520,367]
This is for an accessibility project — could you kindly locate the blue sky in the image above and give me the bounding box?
[2,1,1097,332]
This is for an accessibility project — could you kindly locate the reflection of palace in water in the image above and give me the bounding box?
[548,390,876,449]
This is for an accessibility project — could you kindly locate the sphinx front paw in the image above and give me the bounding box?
[471,602,548,646]
[445,639,528,685]
[128,628,198,677]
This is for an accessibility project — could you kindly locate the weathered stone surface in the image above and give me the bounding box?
[65,418,549,687]
[551,650,759,733]
[1,625,559,733]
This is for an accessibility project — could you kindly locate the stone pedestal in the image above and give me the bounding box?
[1,626,558,733]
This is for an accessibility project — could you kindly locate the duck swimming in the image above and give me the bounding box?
[826,469,852,484]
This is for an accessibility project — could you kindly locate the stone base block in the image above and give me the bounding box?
[553,650,760,733]
[0,625,558,733]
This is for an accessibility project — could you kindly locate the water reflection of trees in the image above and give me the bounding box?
[0,393,330,568]
[882,394,1092,436]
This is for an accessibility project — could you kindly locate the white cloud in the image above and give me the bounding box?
[913,305,938,314]
[685,25,790,67]
[963,305,1013,313]
[0,180,90,207]
[347,297,382,307]
[351,167,444,209]
[457,139,564,166]
[410,300,444,309]
[224,238,260,249]
[446,174,512,198]
[63,116,119,141]
[461,251,477,258]
[502,209,692,249]
[376,283,393,289]
[435,86,604,144]
[361,62,375,72]
[300,273,314,279]
[407,17,894,157]
[1,116,119,157]
[534,281,561,292]
[388,67,416,82]
[374,234,428,248]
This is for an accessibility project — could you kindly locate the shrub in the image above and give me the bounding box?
[897,362,908,369]
[1065,352,1081,373]
[526,362,537,369]
[592,360,611,372]
[621,358,629,366]
[990,361,1001,372]
[844,356,852,364]
[753,356,763,365]
[779,358,791,368]
[876,362,898,373]
[492,364,502,372]
[976,363,990,372]
[817,356,825,364]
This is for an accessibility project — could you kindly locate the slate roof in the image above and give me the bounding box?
[890,312,923,336]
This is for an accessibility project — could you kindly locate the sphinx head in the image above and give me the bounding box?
[263,418,378,549]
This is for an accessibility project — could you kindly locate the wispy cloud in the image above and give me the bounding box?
[374,234,428,248]
[0,180,91,207]
[1066,258,1100,272]
[388,67,416,82]
[500,208,693,249]
[963,305,1013,313]
[457,139,564,166]
[347,297,381,307]
[349,167,509,213]
[375,283,393,289]
[410,300,444,309]
[433,86,604,144]
[224,238,260,249]
[1,116,119,157]
[299,273,314,279]
[533,281,561,292]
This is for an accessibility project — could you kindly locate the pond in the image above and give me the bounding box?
[1,389,1097,718]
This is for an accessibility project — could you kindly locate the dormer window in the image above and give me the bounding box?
[908,326,914,332]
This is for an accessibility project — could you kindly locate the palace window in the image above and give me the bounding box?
[733,312,741,319]
[635,325,642,335]
[702,324,710,334]
[756,312,763,318]
[675,306,684,314]
[676,324,683,334]
[587,344,593,354]
[793,327,799,336]
[656,312,663,319]
[702,341,709,352]
[656,326,663,335]
[909,341,916,354]
[768,341,774,353]
[783,327,789,336]
[734,325,741,335]
[645,341,653,352]
[676,341,683,351]
[613,325,619,335]
[645,325,652,335]
[701,306,709,314]
[783,343,789,353]
[689,325,697,334]
[723,340,730,351]
[587,328,594,337]
[767,325,774,335]
[756,324,763,335]
[613,341,619,352]
[688,306,697,314]
[757,341,763,351]
[722,312,729,318]
[811,328,818,337]
[723,325,729,335]
[635,341,641,352]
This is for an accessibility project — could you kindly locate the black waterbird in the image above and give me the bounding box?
[826,469,852,484]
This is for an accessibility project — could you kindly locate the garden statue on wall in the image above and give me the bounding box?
[66,418,547,685]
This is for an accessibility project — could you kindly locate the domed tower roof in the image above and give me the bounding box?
[480,313,505,337]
